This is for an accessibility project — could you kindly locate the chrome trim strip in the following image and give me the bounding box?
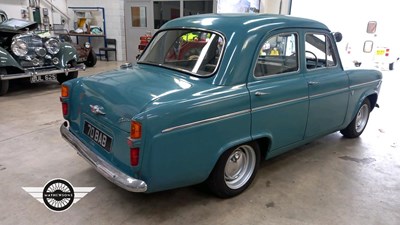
[252,96,308,112]
[162,109,251,133]
[309,88,348,99]
[60,123,147,192]
[350,80,380,89]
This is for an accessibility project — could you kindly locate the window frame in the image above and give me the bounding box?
[137,27,226,78]
[252,31,300,79]
[304,32,339,71]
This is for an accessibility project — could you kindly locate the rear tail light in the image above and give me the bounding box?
[385,48,390,57]
[130,121,142,139]
[130,148,140,166]
[62,102,68,115]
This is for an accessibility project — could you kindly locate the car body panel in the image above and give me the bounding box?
[0,46,23,69]
[0,18,37,32]
[60,14,382,193]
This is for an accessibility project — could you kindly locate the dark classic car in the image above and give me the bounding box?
[58,32,97,67]
[60,14,382,198]
[0,10,84,95]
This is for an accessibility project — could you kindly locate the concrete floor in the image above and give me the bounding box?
[0,61,399,224]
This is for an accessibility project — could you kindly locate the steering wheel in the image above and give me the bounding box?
[306,50,318,69]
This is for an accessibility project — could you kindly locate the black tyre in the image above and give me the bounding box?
[340,98,371,138]
[57,62,78,84]
[206,142,260,198]
[0,69,9,96]
[389,62,394,71]
[84,50,97,67]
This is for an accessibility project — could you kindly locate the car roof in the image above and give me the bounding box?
[161,13,330,34]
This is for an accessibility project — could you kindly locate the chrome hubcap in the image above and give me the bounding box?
[224,145,256,189]
[355,104,369,132]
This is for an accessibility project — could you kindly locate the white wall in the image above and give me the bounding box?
[66,0,126,61]
[260,0,291,14]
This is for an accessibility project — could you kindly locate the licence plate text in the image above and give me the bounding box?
[83,121,112,152]
[30,74,57,83]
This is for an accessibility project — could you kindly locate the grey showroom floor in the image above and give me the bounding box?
[0,61,399,225]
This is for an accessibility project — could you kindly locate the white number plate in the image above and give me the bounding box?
[30,74,57,83]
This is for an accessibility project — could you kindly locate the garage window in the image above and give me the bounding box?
[154,1,180,29]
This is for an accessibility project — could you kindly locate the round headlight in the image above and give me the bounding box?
[11,40,28,57]
[45,38,60,55]
[84,42,91,49]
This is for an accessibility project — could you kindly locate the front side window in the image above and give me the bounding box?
[305,33,337,69]
[138,29,224,76]
[255,33,298,77]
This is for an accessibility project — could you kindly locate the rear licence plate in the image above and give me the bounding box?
[83,121,112,152]
[30,74,57,83]
[376,49,385,55]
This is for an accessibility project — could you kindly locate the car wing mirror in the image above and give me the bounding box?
[332,32,343,42]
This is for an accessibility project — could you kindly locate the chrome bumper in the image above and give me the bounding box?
[0,64,86,81]
[60,122,148,192]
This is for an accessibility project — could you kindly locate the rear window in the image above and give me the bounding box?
[138,29,225,77]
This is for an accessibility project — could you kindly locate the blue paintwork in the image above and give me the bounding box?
[61,14,382,193]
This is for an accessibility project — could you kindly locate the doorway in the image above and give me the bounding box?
[124,0,214,62]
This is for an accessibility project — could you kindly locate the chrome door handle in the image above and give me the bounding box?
[308,81,319,85]
[255,91,269,96]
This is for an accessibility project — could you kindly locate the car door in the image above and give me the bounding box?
[303,31,350,138]
[248,31,309,152]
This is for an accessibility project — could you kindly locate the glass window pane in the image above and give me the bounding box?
[184,0,213,16]
[139,29,224,76]
[154,1,180,29]
[131,7,147,27]
[366,21,377,34]
[305,34,337,69]
[255,33,298,77]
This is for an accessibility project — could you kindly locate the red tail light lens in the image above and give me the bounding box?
[385,48,390,57]
[130,121,142,139]
[62,103,68,115]
[130,148,140,166]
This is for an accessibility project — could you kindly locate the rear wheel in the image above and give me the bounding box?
[84,50,97,67]
[0,69,9,96]
[57,61,78,84]
[340,98,371,138]
[206,142,260,198]
[389,62,394,71]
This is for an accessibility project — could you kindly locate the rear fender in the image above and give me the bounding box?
[348,89,379,125]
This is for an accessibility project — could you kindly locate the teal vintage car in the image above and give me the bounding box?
[60,14,382,198]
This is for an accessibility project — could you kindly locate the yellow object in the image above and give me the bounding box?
[77,18,87,28]
[182,32,198,42]
[270,47,279,56]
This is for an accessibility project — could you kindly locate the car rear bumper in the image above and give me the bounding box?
[60,122,148,192]
[0,64,86,81]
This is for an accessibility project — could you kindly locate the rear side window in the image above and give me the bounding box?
[254,33,298,77]
[305,33,337,69]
